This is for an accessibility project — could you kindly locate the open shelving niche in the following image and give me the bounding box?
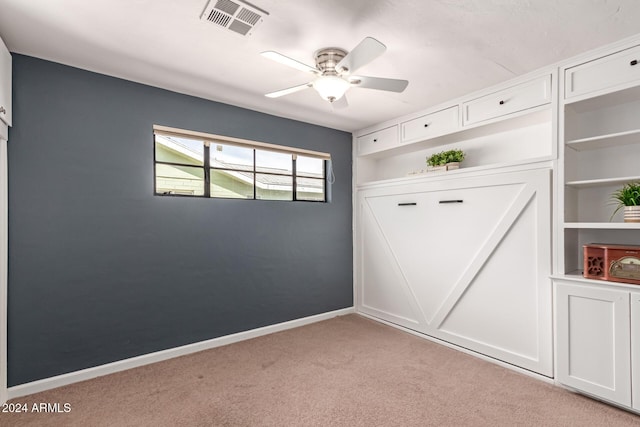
[355,107,554,187]
[560,84,640,277]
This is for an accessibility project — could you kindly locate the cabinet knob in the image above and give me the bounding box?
[373,139,378,142]
[424,123,429,128]
[0,106,5,114]
[499,100,505,105]
[631,59,638,66]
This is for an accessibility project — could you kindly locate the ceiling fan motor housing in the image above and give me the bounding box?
[314,48,347,76]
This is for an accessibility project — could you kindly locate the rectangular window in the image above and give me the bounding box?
[153,125,330,202]
[296,155,326,202]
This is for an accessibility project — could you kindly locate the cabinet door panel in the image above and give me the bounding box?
[357,168,552,375]
[401,106,459,143]
[365,183,520,325]
[556,282,631,406]
[358,195,422,329]
[437,198,541,366]
[431,169,552,375]
[463,75,551,126]
[357,126,398,156]
[565,44,640,99]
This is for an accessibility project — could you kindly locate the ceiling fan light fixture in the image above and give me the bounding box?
[262,37,407,105]
[313,76,350,102]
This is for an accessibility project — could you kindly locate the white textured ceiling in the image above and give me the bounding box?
[0,0,639,132]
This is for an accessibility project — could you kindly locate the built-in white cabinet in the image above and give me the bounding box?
[352,31,640,415]
[0,35,11,128]
[558,41,640,278]
[354,68,556,376]
[555,280,640,412]
[400,105,458,143]
[552,35,640,416]
[565,44,640,100]
[462,75,551,126]
[357,168,553,376]
[356,125,398,156]
[354,70,554,185]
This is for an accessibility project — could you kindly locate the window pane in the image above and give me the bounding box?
[210,169,254,199]
[255,150,292,174]
[210,143,253,171]
[296,177,325,201]
[155,135,204,166]
[256,173,292,200]
[155,164,204,196]
[297,156,324,178]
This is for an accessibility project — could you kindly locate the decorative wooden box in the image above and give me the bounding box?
[583,244,640,285]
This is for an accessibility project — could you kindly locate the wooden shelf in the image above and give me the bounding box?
[564,222,640,230]
[566,129,640,151]
[565,175,640,188]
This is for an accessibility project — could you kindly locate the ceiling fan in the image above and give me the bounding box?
[261,37,408,108]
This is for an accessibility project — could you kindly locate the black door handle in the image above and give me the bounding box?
[398,202,417,206]
[439,200,463,204]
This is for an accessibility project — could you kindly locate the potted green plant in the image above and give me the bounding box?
[610,182,640,222]
[426,149,465,172]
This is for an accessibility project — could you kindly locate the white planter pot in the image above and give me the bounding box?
[624,206,640,223]
[426,162,460,173]
[445,162,460,171]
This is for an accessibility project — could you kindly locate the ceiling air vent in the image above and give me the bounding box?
[201,0,268,36]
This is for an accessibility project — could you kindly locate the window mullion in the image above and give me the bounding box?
[253,149,257,200]
[292,155,297,202]
[204,143,211,198]
[323,160,327,202]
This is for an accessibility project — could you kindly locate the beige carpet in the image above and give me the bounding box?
[1,314,639,426]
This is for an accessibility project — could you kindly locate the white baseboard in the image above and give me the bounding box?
[7,307,355,400]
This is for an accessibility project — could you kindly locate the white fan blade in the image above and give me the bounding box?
[261,51,319,74]
[265,83,313,98]
[336,37,386,75]
[349,75,408,93]
[332,95,348,109]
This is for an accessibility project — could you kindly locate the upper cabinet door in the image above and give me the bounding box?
[565,44,640,100]
[462,75,551,126]
[0,35,11,127]
[400,106,459,144]
[357,125,398,156]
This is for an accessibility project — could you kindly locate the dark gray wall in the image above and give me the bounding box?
[7,55,353,386]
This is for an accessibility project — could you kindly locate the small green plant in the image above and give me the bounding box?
[426,149,465,167]
[610,182,640,219]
